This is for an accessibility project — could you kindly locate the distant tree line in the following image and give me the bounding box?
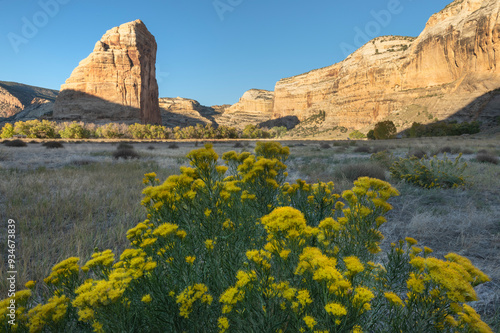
[0,120,289,140]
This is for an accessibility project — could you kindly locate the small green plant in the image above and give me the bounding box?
[349,130,366,139]
[390,154,467,189]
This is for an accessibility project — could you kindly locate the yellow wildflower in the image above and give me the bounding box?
[141,294,152,303]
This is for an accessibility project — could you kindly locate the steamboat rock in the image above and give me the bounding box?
[54,20,161,124]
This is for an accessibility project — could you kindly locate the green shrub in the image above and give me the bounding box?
[390,154,467,189]
[0,123,15,139]
[370,150,394,169]
[406,121,480,138]
[113,148,139,159]
[366,130,376,140]
[373,120,397,140]
[96,123,128,139]
[0,144,492,333]
[58,122,92,139]
[14,120,58,139]
[349,130,366,139]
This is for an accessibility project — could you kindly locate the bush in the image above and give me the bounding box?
[354,146,371,153]
[476,152,499,165]
[334,162,387,181]
[168,143,179,149]
[96,123,128,139]
[373,120,397,140]
[390,154,467,189]
[320,142,331,149]
[406,121,481,138]
[42,141,64,149]
[58,122,92,139]
[14,120,58,139]
[0,123,15,139]
[366,129,376,140]
[117,142,134,150]
[370,150,394,169]
[349,130,366,139]
[113,148,139,160]
[2,139,27,147]
[0,143,492,333]
[407,149,427,159]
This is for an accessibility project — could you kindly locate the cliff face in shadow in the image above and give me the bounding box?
[272,0,500,131]
[0,81,58,118]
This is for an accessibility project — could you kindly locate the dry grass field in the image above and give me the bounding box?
[0,135,499,328]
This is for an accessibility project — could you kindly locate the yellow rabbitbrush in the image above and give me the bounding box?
[0,142,492,333]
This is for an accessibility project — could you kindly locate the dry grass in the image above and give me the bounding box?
[0,161,176,296]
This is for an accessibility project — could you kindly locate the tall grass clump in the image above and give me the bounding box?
[0,143,492,332]
[390,153,467,189]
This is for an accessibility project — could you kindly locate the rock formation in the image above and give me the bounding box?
[53,20,161,124]
[160,97,215,126]
[272,0,500,130]
[0,81,58,118]
[226,89,274,114]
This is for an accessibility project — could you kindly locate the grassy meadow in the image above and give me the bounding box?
[0,136,499,329]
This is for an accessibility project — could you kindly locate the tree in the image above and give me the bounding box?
[373,121,397,140]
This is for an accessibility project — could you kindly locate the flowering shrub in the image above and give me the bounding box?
[390,153,467,189]
[0,143,492,332]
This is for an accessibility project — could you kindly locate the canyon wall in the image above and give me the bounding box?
[272,0,500,130]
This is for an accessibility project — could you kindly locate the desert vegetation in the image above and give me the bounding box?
[0,120,288,141]
[0,137,498,332]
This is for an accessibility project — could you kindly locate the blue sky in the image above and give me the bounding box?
[0,0,452,106]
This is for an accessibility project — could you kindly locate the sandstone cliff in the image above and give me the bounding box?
[0,81,58,118]
[226,89,274,114]
[54,20,161,124]
[272,0,500,131]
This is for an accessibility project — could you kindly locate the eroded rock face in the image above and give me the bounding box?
[54,20,161,124]
[272,0,500,130]
[226,89,274,114]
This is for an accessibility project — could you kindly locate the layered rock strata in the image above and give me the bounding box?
[54,20,161,124]
[272,0,500,129]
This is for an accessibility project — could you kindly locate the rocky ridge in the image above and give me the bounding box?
[0,81,58,119]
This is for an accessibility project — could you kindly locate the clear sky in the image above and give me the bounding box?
[0,0,452,106]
